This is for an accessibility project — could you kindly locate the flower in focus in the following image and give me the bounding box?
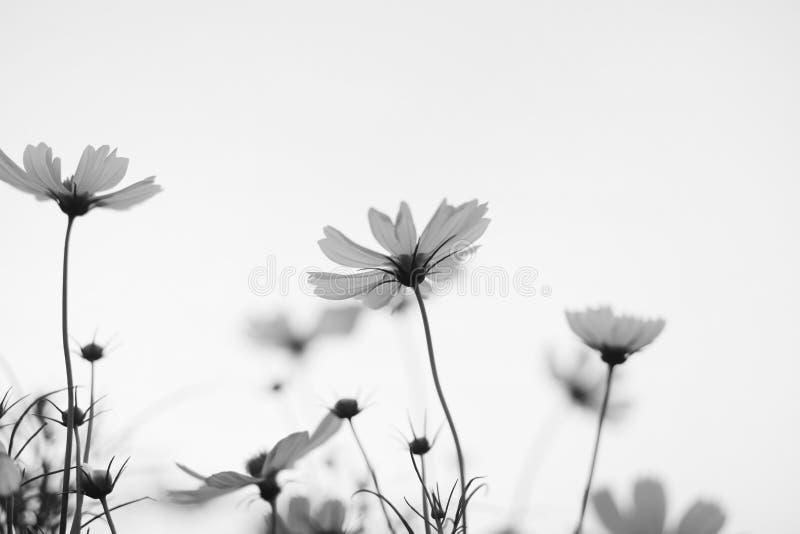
[565,306,665,366]
[593,478,726,534]
[308,200,489,309]
[548,349,629,419]
[170,413,342,505]
[273,495,362,534]
[248,306,361,357]
[329,398,363,421]
[78,458,129,500]
[0,444,22,497]
[0,143,161,216]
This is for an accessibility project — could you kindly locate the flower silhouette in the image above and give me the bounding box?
[308,200,489,309]
[566,306,665,366]
[271,495,361,534]
[593,478,726,534]
[248,306,361,357]
[0,143,161,216]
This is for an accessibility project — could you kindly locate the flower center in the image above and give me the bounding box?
[394,254,427,288]
[56,184,92,217]
[600,346,628,366]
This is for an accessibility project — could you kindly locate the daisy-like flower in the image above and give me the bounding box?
[171,413,342,507]
[271,495,362,534]
[566,306,666,366]
[309,200,489,309]
[248,306,361,357]
[0,143,161,216]
[593,479,726,534]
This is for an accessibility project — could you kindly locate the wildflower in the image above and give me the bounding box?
[79,341,106,363]
[0,444,22,497]
[308,200,489,309]
[593,478,726,534]
[171,413,342,506]
[565,306,665,366]
[329,398,362,421]
[78,458,129,500]
[275,495,362,534]
[0,143,161,216]
[249,306,361,357]
[548,350,629,418]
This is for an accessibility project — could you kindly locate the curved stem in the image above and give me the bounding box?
[573,364,615,534]
[348,419,397,534]
[413,286,467,532]
[83,362,95,463]
[58,216,76,534]
[100,497,117,534]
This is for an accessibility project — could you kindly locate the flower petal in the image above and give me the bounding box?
[319,226,389,268]
[74,145,129,195]
[264,431,311,473]
[629,479,666,534]
[23,143,66,196]
[313,306,361,337]
[92,177,162,210]
[358,280,400,309]
[248,316,293,346]
[308,270,389,300]
[368,208,404,255]
[0,147,48,198]
[676,501,726,534]
[204,471,260,490]
[592,488,630,534]
[394,201,417,252]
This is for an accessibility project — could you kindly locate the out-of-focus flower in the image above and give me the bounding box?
[308,200,489,309]
[0,143,161,216]
[272,495,362,534]
[548,350,629,419]
[171,413,342,505]
[248,306,361,357]
[566,306,665,366]
[0,444,22,497]
[593,478,726,534]
[329,398,363,421]
[79,341,106,363]
[78,458,129,500]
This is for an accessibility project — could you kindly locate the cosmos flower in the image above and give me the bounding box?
[593,479,726,534]
[170,413,342,506]
[78,458,129,500]
[0,143,161,216]
[565,306,666,366]
[273,495,362,534]
[308,200,489,309]
[548,350,629,418]
[0,444,22,497]
[248,306,361,357]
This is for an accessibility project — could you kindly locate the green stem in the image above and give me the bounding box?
[100,497,117,534]
[573,364,615,534]
[413,286,467,532]
[58,216,76,534]
[348,419,397,534]
[83,362,95,463]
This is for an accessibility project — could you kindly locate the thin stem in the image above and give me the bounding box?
[413,286,467,532]
[6,495,14,534]
[348,419,397,534]
[268,498,278,534]
[100,497,117,534]
[58,216,76,534]
[421,456,431,534]
[70,428,83,534]
[83,362,95,463]
[573,364,615,534]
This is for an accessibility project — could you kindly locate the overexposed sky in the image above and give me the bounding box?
[1,1,799,532]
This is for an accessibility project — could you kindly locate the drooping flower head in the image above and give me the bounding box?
[0,143,161,216]
[593,478,726,534]
[565,306,665,366]
[309,200,489,309]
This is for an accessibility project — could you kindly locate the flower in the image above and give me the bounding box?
[329,398,363,421]
[273,495,362,534]
[171,413,342,505]
[548,349,629,418]
[248,306,361,357]
[565,306,665,366]
[308,200,489,309]
[0,444,22,497]
[0,143,161,216]
[78,458,129,500]
[593,478,726,534]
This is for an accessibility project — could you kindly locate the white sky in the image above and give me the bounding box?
[1,1,798,532]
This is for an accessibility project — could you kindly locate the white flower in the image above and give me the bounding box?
[593,479,726,534]
[308,200,489,309]
[565,306,665,365]
[0,143,161,216]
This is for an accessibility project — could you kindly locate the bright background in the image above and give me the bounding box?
[1,1,798,532]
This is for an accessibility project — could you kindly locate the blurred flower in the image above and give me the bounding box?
[593,478,726,534]
[329,398,363,421]
[274,495,362,534]
[0,444,22,497]
[78,458,129,500]
[78,341,106,363]
[248,306,361,357]
[171,413,342,506]
[0,143,161,216]
[308,199,489,309]
[548,350,629,419]
[566,306,665,366]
